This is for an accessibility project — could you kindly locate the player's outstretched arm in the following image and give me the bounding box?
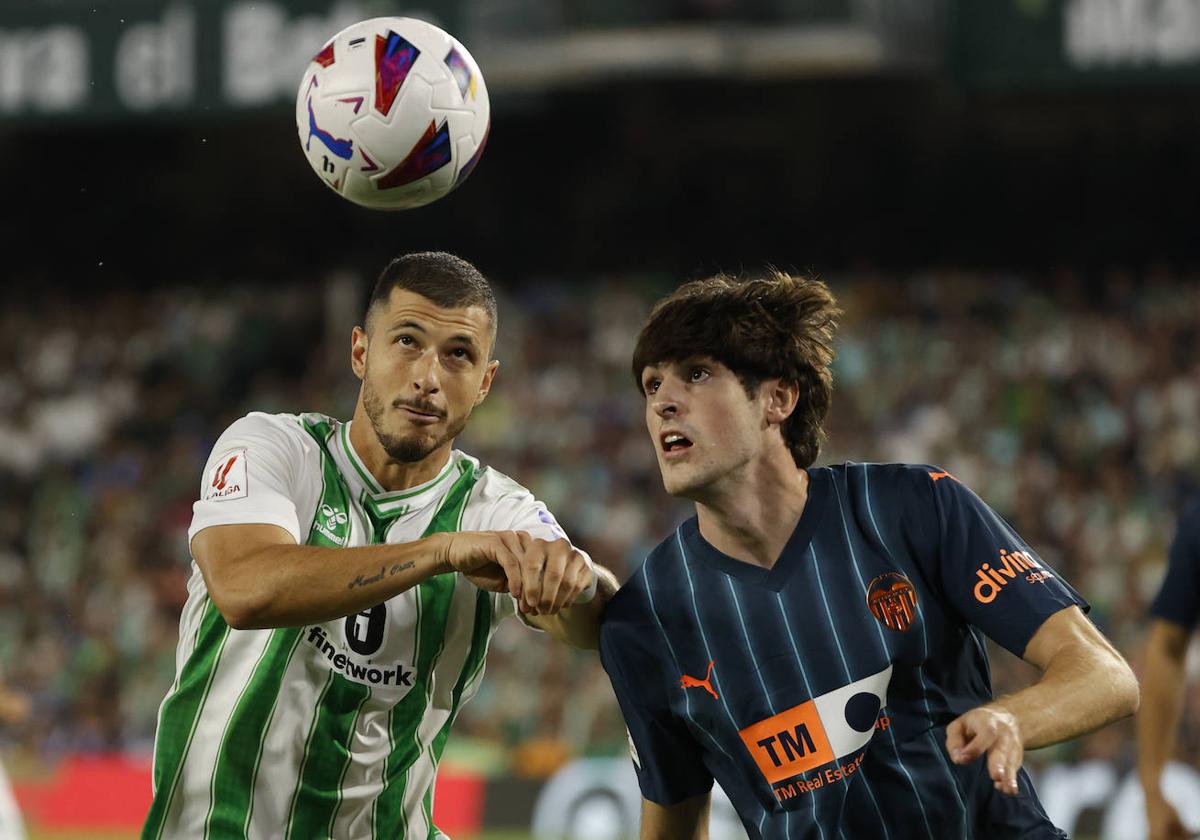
[1137,619,1192,840]
[505,532,619,649]
[640,792,710,840]
[945,606,1139,796]
[192,523,525,629]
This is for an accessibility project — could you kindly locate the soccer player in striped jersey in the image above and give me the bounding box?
[143,252,617,840]
[599,272,1139,840]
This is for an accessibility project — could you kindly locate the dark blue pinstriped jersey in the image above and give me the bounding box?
[599,463,1086,840]
[1150,499,1200,630]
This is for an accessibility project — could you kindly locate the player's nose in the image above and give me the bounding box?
[410,352,441,393]
[651,381,683,417]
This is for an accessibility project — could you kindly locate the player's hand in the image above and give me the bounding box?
[510,531,596,617]
[438,531,524,596]
[1147,794,1193,840]
[946,704,1023,797]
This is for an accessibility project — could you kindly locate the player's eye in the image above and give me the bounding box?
[689,368,710,383]
[395,334,415,346]
[644,379,660,395]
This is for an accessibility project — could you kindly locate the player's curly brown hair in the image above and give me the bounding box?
[632,270,840,468]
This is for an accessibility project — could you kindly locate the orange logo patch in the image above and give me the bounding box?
[867,572,918,632]
[973,549,1050,604]
[739,700,835,785]
[680,660,718,700]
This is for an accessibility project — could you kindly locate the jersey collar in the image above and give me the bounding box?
[334,420,460,519]
[680,467,829,591]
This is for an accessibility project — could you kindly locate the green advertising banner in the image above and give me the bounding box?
[952,0,1200,87]
[0,0,458,119]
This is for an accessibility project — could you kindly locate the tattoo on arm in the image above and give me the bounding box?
[346,561,417,590]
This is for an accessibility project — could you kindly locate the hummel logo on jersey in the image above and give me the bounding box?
[680,660,718,699]
[205,449,248,501]
[739,664,892,801]
[973,548,1052,604]
[315,503,351,546]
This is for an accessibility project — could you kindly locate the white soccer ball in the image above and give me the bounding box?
[296,17,490,210]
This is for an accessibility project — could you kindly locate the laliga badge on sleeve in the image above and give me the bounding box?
[205,448,249,501]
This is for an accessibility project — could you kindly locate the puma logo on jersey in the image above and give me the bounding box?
[205,449,248,501]
[681,660,718,699]
[928,470,956,482]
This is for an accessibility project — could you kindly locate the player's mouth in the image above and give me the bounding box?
[397,403,444,425]
[660,431,694,460]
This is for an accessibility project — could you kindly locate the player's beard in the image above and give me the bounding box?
[362,379,470,464]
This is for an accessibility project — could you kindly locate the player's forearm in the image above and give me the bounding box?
[1136,629,1188,799]
[534,566,619,649]
[205,535,451,629]
[640,794,710,840]
[992,640,1138,750]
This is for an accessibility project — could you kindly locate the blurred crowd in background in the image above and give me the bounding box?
[0,268,1197,781]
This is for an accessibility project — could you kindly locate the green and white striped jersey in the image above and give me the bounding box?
[144,412,570,840]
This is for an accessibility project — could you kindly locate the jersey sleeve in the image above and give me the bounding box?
[599,600,714,805]
[1149,503,1200,630]
[904,466,1089,658]
[187,412,310,547]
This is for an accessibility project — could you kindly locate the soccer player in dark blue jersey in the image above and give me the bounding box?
[1137,500,1200,840]
[599,272,1140,840]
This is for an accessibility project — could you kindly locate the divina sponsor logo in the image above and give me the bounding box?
[305,625,413,687]
[973,549,1053,604]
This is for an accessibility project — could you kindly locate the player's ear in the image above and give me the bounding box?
[764,378,799,425]
[475,359,499,406]
[351,326,369,381]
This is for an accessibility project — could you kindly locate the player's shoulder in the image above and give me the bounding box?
[603,527,685,622]
[1173,497,1200,548]
[820,460,959,494]
[1179,497,1200,530]
[220,410,322,447]
[211,411,331,464]
[455,454,565,534]
[464,456,534,505]
[461,456,538,518]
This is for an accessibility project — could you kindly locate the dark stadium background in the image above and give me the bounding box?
[1,1,1199,838]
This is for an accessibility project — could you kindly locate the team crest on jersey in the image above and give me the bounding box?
[205,449,248,501]
[866,572,918,632]
[739,664,892,802]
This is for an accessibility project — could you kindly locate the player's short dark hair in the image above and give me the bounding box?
[366,251,497,350]
[632,270,840,468]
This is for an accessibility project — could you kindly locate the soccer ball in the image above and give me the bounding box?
[296,17,490,210]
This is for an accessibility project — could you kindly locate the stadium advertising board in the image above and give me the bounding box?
[953,0,1200,86]
[0,1,454,118]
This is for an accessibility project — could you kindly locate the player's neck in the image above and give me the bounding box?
[347,415,453,493]
[693,458,809,570]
